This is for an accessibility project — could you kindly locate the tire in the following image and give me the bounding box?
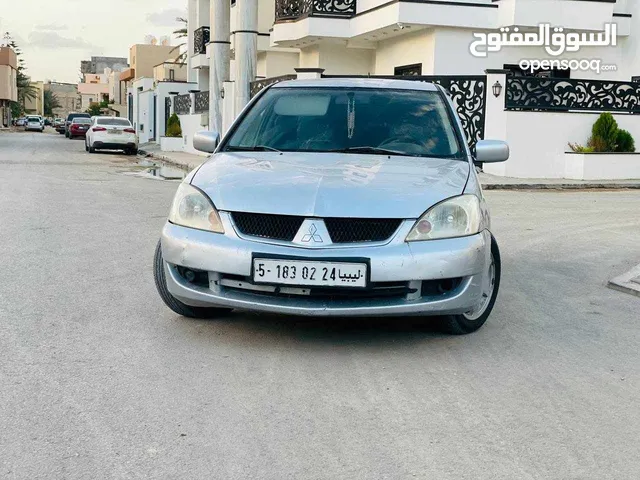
[153,240,231,318]
[440,234,501,335]
[85,141,89,152]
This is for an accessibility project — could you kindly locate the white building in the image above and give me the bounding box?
[166,0,640,179]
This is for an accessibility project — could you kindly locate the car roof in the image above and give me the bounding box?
[271,78,439,91]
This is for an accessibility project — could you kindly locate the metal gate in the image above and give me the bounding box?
[165,97,171,133]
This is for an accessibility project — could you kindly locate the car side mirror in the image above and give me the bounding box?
[475,140,509,163]
[193,130,220,154]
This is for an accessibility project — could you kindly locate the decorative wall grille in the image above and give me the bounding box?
[174,94,191,115]
[250,74,297,98]
[275,0,356,21]
[194,91,209,113]
[194,26,210,55]
[506,77,640,113]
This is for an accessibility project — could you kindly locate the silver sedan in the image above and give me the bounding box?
[154,79,509,334]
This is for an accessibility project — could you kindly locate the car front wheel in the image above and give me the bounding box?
[153,241,232,319]
[440,234,501,335]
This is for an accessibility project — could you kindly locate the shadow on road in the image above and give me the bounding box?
[171,310,462,349]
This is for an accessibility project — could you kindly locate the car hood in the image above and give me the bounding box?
[192,152,470,218]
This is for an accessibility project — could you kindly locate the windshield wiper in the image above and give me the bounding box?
[328,146,411,156]
[226,145,282,153]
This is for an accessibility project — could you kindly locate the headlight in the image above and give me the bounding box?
[168,182,224,233]
[406,195,482,241]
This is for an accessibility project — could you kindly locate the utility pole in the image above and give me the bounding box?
[209,0,230,134]
[234,0,258,115]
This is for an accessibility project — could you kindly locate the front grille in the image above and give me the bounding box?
[231,213,402,243]
[325,218,402,243]
[232,212,303,241]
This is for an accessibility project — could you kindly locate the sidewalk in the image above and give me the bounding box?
[139,145,640,190]
[138,143,207,171]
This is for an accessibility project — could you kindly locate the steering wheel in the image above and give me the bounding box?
[378,136,421,148]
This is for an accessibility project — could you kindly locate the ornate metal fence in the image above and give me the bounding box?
[275,0,356,21]
[506,77,640,113]
[174,94,191,115]
[250,74,297,98]
[194,91,209,113]
[194,26,210,55]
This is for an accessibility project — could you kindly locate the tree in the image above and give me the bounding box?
[44,90,61,116]
[3,33,36,114]
[86,104,102,116]
[171,17,188,65]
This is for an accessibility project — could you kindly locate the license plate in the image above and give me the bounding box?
[253,259,367,288]
[108,129,121,134]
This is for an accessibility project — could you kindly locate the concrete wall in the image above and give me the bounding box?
[130,44,176,80]
[45,82,79,118]
[24,81,44,115]
[153,63,188,82]
[484,110,640,179]
[0,64,17,102]
[374,29,435,75]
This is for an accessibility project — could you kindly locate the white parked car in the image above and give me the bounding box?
[85,117,138,155]
[25,116,44,132]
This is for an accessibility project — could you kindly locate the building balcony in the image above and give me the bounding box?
[194,26,210,55]
[275,0,356,22]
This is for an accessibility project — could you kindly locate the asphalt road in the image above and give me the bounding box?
[1,130,639,479]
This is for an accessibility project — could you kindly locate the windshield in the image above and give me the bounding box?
[97,118,131,126]
[27,117,40,122]
[73,118,91,124]
[224,87,462,158]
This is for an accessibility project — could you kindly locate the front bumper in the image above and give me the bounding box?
[160,216,492,317]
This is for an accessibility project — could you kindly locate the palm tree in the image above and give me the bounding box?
[171,17,188,65]
[44,90,61,116]
[4,34,36,110]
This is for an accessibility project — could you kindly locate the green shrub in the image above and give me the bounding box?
[615,129,635,153]
[587,135,608,153]
[571,113,636,153]
[591,112,618,152]
[166,113,182,137]
[568,142,594,153]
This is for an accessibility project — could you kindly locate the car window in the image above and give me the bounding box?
[97,118,131,126]
[73,118,92,124]
[225,87,462,158]
[27,117,39,121]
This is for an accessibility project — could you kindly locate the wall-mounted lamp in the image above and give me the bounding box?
[492,81,503,98]
[220,87,225,99]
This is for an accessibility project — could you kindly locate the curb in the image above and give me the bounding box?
[137,149,202,171]
[482,183,640,190]
[607,264,640,298]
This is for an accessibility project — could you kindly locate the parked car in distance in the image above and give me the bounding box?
[55,117,67,134]
[68,117,92,139]
[15,118,26,127]
[44,118,52,126]
[154,79,510,335]
[85,117,138,155]
[65,112,91,137]
[25,115,44,132]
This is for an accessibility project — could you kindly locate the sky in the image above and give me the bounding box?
[0,0,188,83]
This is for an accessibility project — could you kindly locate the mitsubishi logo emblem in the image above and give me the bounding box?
[301,223,323,243]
